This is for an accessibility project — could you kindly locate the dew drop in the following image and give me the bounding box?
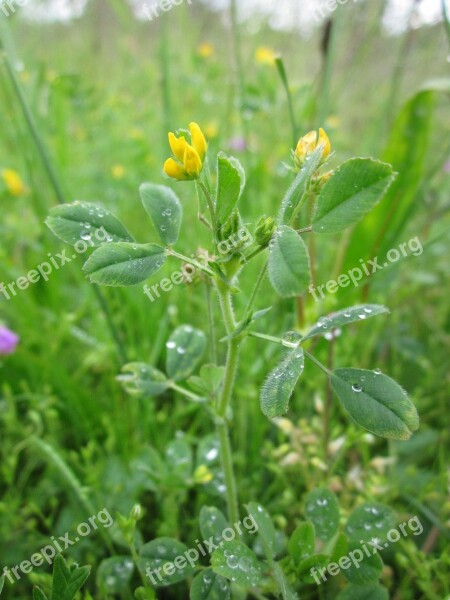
[352,383,362,392]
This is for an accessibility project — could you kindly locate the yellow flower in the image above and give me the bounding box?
[197,43,215,58]
[294,128,331,166]
[255,46,276,65]
[111,164,125,179]
[204,122,219,139]
[2,169,26,196]
[164,122,208,181]
[193,464,213,484]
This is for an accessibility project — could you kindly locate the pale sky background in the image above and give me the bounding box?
[16,0,450,36]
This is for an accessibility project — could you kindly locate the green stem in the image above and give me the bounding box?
[198,180,218,241]
[216,285,240,525]
[169,382,204,403]
[245,261,268,314]
[304,349,331,376]
[167,249,214,277]
[275,57,298,149]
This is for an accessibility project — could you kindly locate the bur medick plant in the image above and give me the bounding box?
[46,122,419,599]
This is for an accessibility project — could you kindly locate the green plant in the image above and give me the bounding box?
[45,123,420,599]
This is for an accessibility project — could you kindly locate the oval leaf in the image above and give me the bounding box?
[166,438,193,477]
[260,347,304,418]
[138,538,195,587]
[312,159,395,233]
[211,540,265,588]
[83,242,166,286]
[303,305,389,341]
[245,503,277,560]
[304,488,340,541]
[166,325,206,381]
[199,506,229,548]
[215,153,245,224]
[140,183,182,245]
[46,201,134,246]
[117,363,169,397]
[268,226,311,298]
[288,521,315,564]
[331,368,419,440]
[97,556,134,594]
[342,541,383,584]
[190,569,230,600]
[345,503,395,544]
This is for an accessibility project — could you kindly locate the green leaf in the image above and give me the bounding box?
[260,347,304,418]
[303,305,389,341]
[268,226,311,298]
[46,201,134,246]
[304,488,340,541]
[96,556,134,594]
[342,541,383,584]
[272,563,299,600]
[165,438,193,478]
[139,538,195,587]
[288,521,315,564]
[199,506,229,548]
[345,503,395,544]
[211,540,265,588]
[140,183,182,246]
[297,554,329,583]
[0,577,3,596]
[83,242,166,286]
[51,554,91,600]
[215,153,246,224]
[312,159,395,234]
[166,325,206,381]
[336,584,389,600]
[190,569,230,600]
[116,363,169,397]
[331,368,419,440]
[33,588,48,600]
[246,503,277,560]
[188,364,225,397]
[278,146,323,224]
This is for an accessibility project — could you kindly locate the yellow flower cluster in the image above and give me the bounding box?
[164,122,208,181]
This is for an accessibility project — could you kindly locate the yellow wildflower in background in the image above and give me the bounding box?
[164,122,208,181]
[111,164,125,180]
[204,121,219,139]
[2,169,26,196]
[193,464,213,484]
[255,46,276,65]
[294,128,331,167]
[197,42,215,58]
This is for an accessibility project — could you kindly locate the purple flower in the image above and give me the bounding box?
[0,326,19,355]
[227,136,247,152]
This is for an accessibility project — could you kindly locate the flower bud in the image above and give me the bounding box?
[255,216,277,247]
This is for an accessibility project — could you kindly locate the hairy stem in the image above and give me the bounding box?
[216,285,240,525]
